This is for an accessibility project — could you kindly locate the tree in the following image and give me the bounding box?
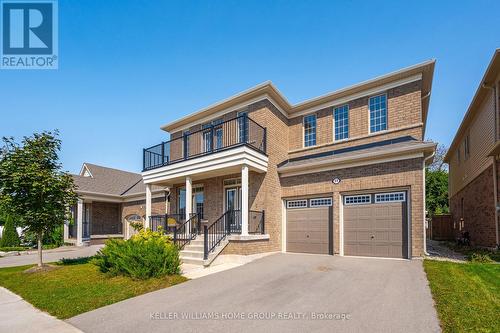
[0,131,77,267]
[428,143,448,172]
[426,169,449,216]
[0,214,20,247]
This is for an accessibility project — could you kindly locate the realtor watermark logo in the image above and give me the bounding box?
[1,0,58,69]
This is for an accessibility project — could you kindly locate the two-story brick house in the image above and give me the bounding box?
[444,50,500,249]
[142,60,436,264]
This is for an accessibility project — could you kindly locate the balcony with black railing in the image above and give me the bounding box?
[143,115,267,171]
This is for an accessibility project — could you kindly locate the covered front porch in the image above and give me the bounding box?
[142,146,269,264]
[64,198,123,246]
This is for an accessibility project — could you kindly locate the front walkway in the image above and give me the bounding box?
[69,253,440,333]
[0,245,103,268]
[0,287,82,333]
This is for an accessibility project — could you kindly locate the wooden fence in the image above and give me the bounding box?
[429,214,455,241]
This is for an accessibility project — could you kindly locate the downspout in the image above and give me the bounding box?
[421,92,431,138]
[483,82,499,247]
[493,157,499,248]
[423,150,436,256]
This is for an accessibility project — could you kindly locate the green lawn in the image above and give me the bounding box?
[424,260,500,333]
[0,261,187,319]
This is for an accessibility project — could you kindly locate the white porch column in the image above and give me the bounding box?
[63,221,69,243]
[185,177,193,232]
[76,199,83,246]
[145,184,152,229]
[241,164,249,236]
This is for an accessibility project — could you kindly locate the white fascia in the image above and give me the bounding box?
[142,146,268,184]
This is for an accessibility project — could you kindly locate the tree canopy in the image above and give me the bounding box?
[0,131,77,266]
[425,142,449,216]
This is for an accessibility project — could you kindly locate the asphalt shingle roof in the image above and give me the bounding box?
[72,163,162,197]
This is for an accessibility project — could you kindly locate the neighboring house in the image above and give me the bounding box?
[66,163,167,245]
[141,59,436,264]
[444,49,500,249]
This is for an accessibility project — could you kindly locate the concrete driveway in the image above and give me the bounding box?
[69,253,440,333]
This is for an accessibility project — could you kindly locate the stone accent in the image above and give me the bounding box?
[449,164,497,248]
[280,158,425,257]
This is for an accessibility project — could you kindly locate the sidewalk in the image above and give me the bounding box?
[0,287,82,333]
[0,245,103,268]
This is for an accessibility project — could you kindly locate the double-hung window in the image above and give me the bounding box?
[303,114,317,147]
[369,94,387,133]
[334,105,349,141]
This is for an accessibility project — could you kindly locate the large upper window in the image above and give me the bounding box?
[303,114,317,147]
[201,119,223,153]
[334,105,349,141]
[369,94,387,133]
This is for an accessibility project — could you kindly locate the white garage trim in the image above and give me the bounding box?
[281,200,286,253]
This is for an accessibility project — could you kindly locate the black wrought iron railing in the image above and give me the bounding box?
[143,115,267,171]
[219,210,265,234]
[149,214,185,233]
[173,213,199,250]
[203,209,265,260]
[204,210,232,260]
[249,210,265,234]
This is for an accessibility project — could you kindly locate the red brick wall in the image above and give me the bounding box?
[449,164,497,247]
[91,202,121,235]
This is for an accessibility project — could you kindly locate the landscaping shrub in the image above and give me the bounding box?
[93,229,181,279]
[0,246,26,252]
[469,252,494,263]
[0,215,20,248]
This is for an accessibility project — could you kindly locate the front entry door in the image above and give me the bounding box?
[225,188,241,232]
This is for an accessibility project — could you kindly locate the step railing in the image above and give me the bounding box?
[203,210,233,260]
[173,213,198,250]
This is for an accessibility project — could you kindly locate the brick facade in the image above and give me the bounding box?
[449,164,497,248]
[288,81,423,154]
[91,202,122,235]
[153,77,430,258]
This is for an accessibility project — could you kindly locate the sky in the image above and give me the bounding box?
[1,0,499,174]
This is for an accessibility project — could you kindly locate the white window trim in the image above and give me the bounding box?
[344,195,371,205]
[309,197,332,207]
[303,114,317,148]
[286,199,308,209]
[368,93,388,134]
[333,104,349,142]
[374,192,406,203]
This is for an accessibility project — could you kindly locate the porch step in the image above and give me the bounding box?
[180,250,204,259]
[179,236,229,267]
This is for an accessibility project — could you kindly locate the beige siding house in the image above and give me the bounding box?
[141,60,436,265]
[444,49,500,248]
